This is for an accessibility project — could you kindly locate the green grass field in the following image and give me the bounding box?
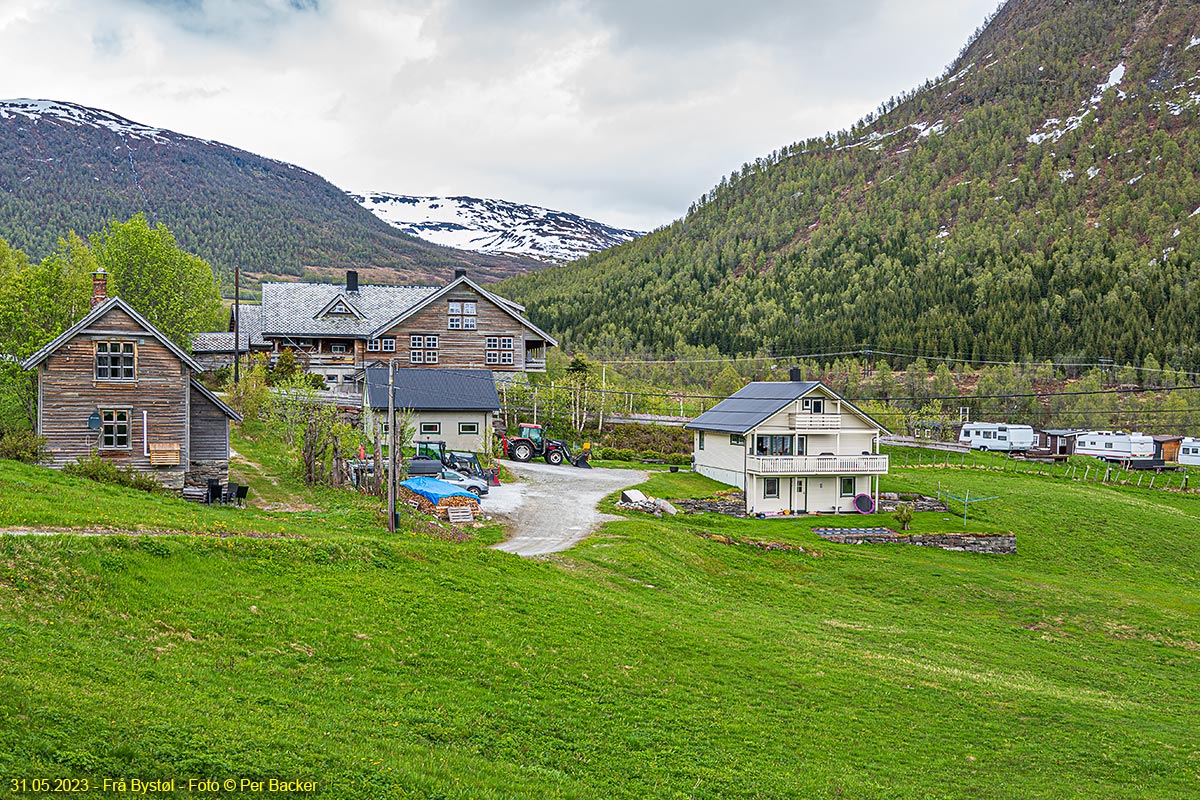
[1,440,1198,798]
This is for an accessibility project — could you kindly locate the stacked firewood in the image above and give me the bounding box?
[398,487,480,519]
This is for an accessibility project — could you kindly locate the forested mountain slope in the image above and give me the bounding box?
[0,100,540,288]
[501,0,1200,370]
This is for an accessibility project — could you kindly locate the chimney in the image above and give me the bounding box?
[454,268,467,280]
[91,267,108,308]
[789,366,803,382]
[346,270,359,293]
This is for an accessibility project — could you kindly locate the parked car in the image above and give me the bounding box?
[437,467,488,496]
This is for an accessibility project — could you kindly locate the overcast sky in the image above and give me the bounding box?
[1,0,1000,231]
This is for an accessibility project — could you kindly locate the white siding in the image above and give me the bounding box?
[692,430,747,489]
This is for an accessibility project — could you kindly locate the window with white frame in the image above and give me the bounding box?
[424,335,439,349]
[330,343,347,354]
[381,338,395,352]
[425,350,439,364]
[410,351,424,364]
[100,409,130,449]
[459,422,479,435]
[486,352,499,365]
[410,335,423,349]
[447,301,462,330]
[730,434,745,446]
[501,337,514,350]
[463,301,477,316]
[448,302,461,314]
[367,339,380,352]
[485,336,499,350]
[763,477,779,498]
[840,477,856,497]
[420,422,441,435]
[462,316,477,330]
[698,431,705,450]
[500,351,513,365]
[95,341,136,381]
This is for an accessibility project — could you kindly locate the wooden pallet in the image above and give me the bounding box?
[446,506,475,523]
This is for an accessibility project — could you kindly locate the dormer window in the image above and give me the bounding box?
[330,301,350,314]
[95,341,136,381]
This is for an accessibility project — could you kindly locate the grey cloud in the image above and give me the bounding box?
[130,0,322,39]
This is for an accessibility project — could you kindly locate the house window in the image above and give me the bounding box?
[381,338,395,352]
[698,431,705,450]
[410,335,423,349]
[485,336,499,349]
[425,351,439,364]
[330,301,349,314]
[763,477,779,498]
[840,477,856,497]
[500,352,513,365]
[410,351,424,364]
[330,344,347,354]
[486,352,499,365]
[802,398,825,413]
[420,422,441,435]
[447,317,462,330]
[291,338,313,348]
[755,435,793,456]
[459,422,479,435]
[95,341,135,381]
[501,337,514,350]
[367,339,380,352]
[100,409,130,449]
[448,302,462,314]
[424,335,439,349]
[730,434,745,446]
[378,419,389,438]
[462,316,477,330]
[325,374,338,385]
[463,302,477,316]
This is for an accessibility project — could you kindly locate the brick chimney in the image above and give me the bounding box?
[91,268,108,308]
[454,268,467,280]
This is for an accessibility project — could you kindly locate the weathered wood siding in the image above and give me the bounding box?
[37,306,189,488]
[382,287,542,371]
[189,384,230,461]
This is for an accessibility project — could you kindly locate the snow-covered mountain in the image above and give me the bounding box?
[350,192,644,263]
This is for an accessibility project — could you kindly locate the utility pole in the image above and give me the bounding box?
[598,363,606,432]
[233,263,241,384]
[387,360,396,534]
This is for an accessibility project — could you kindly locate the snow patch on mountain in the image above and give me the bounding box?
[1027,63,1126,145]
[351,192,643,263]
[0,99,172,143]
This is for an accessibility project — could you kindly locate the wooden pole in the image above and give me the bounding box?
[233,262,241,385]
[598,364,606,432]
[387,360,396,534]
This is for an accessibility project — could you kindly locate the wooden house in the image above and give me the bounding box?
[1034,428,1084,455]
[686,374,889,516]
[190,304,270,371]
[21,274,241,491]
[192,269,557,392]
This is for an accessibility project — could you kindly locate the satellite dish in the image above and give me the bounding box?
[853,493,874,514]
[87,411,102,431]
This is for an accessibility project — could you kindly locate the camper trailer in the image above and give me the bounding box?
[958,423,1035,452]
[1074,431,1155,463]
[1180,438,1200,466]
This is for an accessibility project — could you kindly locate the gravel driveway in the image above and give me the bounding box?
[489,459,648,557]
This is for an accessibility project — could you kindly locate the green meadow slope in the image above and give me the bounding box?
[1,440,1198,798]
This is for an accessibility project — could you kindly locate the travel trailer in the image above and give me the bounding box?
[958,423,1035,452]
[1073,431,1155,463]
[1179,437,1200,466]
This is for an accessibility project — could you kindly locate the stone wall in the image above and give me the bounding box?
[186,459,229,489]
[814,527,1015,554]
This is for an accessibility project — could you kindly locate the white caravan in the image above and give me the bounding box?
[1073,431,1155,463]
[1179,437,1200,466]
[958,423,1036,452]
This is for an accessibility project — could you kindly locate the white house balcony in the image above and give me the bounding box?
[746,454,889,475]
[787,413,842,430]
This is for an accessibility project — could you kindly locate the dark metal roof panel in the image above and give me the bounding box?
[364,367,500,411]
[685,381,820,434]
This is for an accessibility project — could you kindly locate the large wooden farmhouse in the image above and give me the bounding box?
[21,272,242,491]
[686,375,889,516]
[192,269,556,392]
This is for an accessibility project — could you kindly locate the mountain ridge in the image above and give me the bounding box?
[352,192,643,263]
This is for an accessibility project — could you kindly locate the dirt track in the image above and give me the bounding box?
[489,459,647,557]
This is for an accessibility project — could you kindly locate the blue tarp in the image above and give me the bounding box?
[399,477,478,504]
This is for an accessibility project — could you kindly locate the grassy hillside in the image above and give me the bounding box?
[2,435,1198,797]
[502,0,1200,369]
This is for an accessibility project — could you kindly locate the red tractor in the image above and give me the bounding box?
[501,423,591,467]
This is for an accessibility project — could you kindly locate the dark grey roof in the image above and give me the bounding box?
[1039,428,1085,436]
[364,367,500,412]
[21,296,202,372]
[191,304,267,353]
[259,282,438,339]
[686,381,821,434]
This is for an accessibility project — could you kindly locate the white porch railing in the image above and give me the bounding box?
[787,413,841,430]
[747,454,889,475]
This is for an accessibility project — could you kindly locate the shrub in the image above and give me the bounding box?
[0,430,47,463]
[63,452,164,493]
[893,503,915,531]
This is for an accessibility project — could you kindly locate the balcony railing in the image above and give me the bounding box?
[746,454,889,475]
[787,413,841,430]
[523,358,547,371]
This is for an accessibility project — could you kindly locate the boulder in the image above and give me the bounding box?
[655,499,679,516]
[621,489,649,504]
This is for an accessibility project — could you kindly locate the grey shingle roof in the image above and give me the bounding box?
[364,367,500,412]
[191,304,267,353]
[686,381,821,434]
[259,282,438,339]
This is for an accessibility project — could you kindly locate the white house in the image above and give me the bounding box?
[363,366,500,452]
[686,377,889,516]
